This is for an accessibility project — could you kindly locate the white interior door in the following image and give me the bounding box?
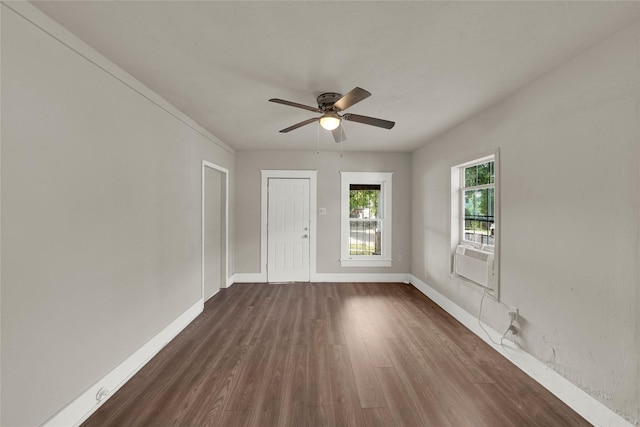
[267,178,310,282]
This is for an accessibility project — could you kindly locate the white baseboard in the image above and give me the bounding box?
[231,272,409,284]
[43,299,204,427]
[407,274,632,427]
[225,275,235,287]
[231,272,266,283]
[311,273,409,283]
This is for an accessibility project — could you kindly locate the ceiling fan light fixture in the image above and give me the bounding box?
[319,113,341,131]
[269,87,395,141]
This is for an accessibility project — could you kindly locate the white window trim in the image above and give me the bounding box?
[450,150,500,299]
[340,172,393,268]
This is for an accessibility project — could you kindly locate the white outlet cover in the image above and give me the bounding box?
[319,208,327,215]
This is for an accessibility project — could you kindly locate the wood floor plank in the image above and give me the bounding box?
[149,323,242,423]
[341,320,386,408]
[363,336,394,368]
[306,405,336,427]
[325,297,348,345]
[246,345,287,426]
[183,343,251,426]
[307,343,333,406]
[382,342,454,427]
[224,343,274,411]
[274,289,300,346]
[361,407,397,427]
[328,344,366,426]
[216,410,251,427]
[374,367,426,427]
[277,345,307,427]
[311,318,329,347]
[82,283,591,427]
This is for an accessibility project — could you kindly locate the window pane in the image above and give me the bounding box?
[349,220,380,255]
[464,188,495,245]
[349,184,380,219]
[464,165,477,187]
[476,162,492,185]
[490,161,495,184]
[464,161,494,187]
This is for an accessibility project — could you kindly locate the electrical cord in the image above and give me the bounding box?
[478,288,513,346]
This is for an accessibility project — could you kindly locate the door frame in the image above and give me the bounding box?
[202,160,230,301]
[261,170,317,282]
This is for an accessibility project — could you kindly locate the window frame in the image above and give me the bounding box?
[459,159,496,251]
[340,172,393,268]
[450,150,500,298]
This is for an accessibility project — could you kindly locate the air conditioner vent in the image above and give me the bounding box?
[454,245,494,288]
[463,247,490,262]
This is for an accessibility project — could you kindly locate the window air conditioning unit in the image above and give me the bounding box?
[454,245,494,288]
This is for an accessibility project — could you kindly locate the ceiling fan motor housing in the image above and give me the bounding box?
[317,92,342,111]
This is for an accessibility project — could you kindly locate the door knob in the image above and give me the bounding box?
[302,234,308,239]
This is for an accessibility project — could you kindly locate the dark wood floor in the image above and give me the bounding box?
[83,282,591,427]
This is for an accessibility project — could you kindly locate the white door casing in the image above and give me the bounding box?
[267,178,310,282]
[203,167,225,300]
[201,161,229,301]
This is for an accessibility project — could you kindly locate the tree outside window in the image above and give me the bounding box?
[349,184,381,255]
[463,161,495,246]
[340,172,392,267]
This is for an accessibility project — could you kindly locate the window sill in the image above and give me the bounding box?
[340,258,392,268]
[461,241,495,252]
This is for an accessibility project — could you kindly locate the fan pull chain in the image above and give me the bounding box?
[316,121,320,154]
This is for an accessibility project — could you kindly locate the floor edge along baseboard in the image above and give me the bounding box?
[407,274,632,427]
[42,299,204,427]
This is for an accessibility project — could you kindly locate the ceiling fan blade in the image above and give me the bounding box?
[333,87,371,111]
[342,113,395,129]
[269,98,321,113]
[279,117,319,133]
[332,126,346,143]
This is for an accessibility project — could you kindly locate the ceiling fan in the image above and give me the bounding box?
[269,87,395,143]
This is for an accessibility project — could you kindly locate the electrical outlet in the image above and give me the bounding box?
[508,324,519,335]
[397,254,403,262]
[508,307,519,322]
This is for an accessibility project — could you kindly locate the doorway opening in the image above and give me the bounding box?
[202,161,229,301]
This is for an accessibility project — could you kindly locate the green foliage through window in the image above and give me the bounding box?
[465,161,494,187]
[349,184,381,255]
[463,161,495,245]
[349,184,380,218]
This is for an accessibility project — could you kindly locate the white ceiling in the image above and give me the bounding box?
[33,1,638,152]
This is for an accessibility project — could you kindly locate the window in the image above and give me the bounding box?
[450,151,500,296]
[461,160,495,247]
[340,172,392,267]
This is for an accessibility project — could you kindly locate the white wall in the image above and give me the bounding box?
[235,150,411,277]
[411,23,639,424]
[0,3,234,425]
